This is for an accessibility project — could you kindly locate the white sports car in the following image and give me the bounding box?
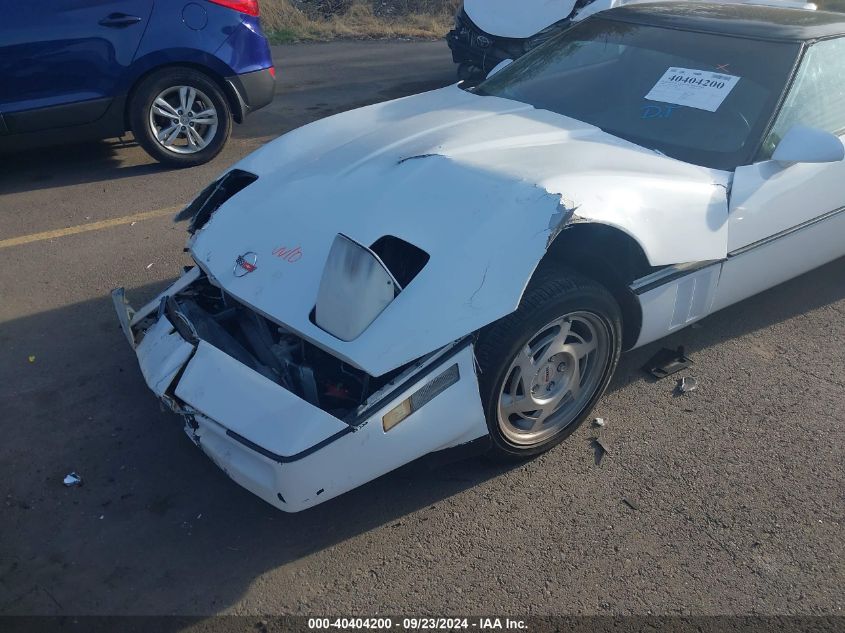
[114,2,845,512]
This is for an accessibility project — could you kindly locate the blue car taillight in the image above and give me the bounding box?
[206,0,259,17]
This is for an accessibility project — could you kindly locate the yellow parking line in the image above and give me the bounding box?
[0,205,182,249]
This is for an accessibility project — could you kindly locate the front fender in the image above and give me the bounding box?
[548,172,730,266]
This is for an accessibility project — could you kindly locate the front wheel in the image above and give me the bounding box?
[475,270,622,459]
[130,67,232,167]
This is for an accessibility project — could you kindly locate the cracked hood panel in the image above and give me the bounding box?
[190,85,729,376]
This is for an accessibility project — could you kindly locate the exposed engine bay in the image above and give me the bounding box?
[146,274,408,421]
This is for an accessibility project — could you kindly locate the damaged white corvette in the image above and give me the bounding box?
[114,2,845,511]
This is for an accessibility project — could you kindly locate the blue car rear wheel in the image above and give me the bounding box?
[130,67,232,167]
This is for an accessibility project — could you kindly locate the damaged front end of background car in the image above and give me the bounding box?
[448,0,633,80]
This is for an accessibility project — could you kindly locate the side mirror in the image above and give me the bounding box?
[772,124,845,165]
[486,58,513,79]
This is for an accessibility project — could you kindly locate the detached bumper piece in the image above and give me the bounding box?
[112,269,488,512]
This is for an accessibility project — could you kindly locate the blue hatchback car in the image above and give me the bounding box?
[0,0,275,166]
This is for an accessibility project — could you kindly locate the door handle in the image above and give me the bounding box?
[98,13,142,28]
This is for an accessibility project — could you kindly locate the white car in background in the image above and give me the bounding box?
[448,0,614,79]
[114,2,845,512]
[447,0,819,78]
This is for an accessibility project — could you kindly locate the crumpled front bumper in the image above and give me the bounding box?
[447,10,572,77]
[112,268,489,512]
[447,9,529,75]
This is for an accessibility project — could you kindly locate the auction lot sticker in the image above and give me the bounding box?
[645,67,740,112]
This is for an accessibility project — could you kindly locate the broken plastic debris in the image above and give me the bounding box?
[593,417,606,428]
[678,376,699,394]
[63,472,83,487]
[623,497,640,511]
[145,263,154,270]
[28,355,35,363]
[643,346,693,379]
[592,438,610,466]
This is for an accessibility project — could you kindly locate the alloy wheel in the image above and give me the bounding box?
[497,311,611,446]
[148,85,219,155]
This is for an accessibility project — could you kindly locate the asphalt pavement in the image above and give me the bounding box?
[0,41,843,618]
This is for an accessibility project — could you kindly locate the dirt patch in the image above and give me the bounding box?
[261,0,461,43]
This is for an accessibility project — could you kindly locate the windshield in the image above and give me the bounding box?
[474,18,801,170]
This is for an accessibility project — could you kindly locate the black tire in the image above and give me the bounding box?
[475,269,622,460]
[129,67,232,167]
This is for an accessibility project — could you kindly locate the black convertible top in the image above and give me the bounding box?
[602,1,845,41]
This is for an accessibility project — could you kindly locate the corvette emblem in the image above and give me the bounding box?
[233,251,258,277]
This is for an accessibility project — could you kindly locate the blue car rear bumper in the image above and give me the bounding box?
[226,67,275,122]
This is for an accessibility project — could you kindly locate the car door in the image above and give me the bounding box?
[712,36,845,312]
[0,0,153,134]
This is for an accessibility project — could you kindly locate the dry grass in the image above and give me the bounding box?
[262,0,845,43]
[261,0,460,43]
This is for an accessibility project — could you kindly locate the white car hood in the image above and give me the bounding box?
[191,85,729,376]
[464,0,577,38]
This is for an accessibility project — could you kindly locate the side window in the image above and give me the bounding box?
[760,37,845,159]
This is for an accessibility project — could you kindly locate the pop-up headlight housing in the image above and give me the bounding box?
[314,234,429,341]
[175,169,258,233]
